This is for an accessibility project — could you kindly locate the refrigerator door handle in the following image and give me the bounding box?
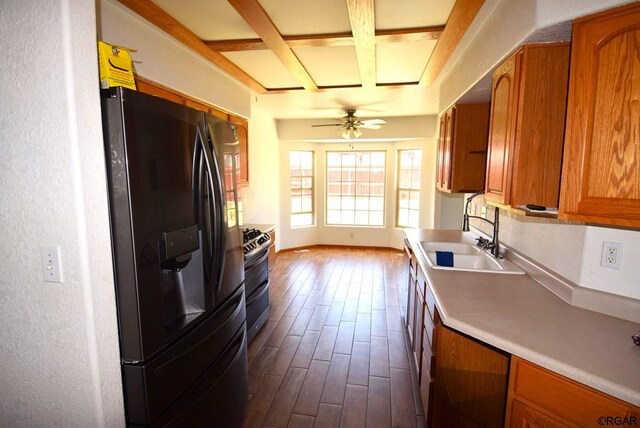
[193,125,217,283]
[206,122,227,291]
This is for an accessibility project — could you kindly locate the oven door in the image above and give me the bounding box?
[244,246,270,342]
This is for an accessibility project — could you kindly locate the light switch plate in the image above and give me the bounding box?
[41,246,63,283]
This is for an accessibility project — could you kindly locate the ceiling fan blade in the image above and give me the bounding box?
[311,123,346,127]
[359,124,384,129]
[359,119,387,125]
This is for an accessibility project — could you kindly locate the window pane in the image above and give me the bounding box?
[291,197,302,213]
[408,210,419,228]
[396,149,422,228]
[410,191,420,209]
[342,196,355,210]
[399,190,409,209]
[327,196,341,209]
[325,151,385,226]
[398,209,408,228]
[356,182,370,196]
[302,195,312,211]
[370,211,384,226]
[290,151,314,227]
[370,197,384,211]
[341,211,355,224]
[355,211,369,225]
[355,197,369,210]
[327,210,341,224]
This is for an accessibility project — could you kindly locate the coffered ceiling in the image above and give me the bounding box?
[118,0,485,96]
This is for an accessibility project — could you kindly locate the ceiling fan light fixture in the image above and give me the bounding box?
[353,128,362,138]
[342,128,351,139]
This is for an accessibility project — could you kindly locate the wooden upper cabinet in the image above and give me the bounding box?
[559,2,640,227]
[485,43,570,208]
[228,115,249,186]
[436,103,490,193]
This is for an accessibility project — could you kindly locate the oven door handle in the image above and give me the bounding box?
[246,280,269,305]
[245,247,269,270]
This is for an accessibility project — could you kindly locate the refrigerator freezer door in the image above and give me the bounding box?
[123,286,247,426]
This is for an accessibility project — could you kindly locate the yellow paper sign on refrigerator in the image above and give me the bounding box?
[98,41,137,90]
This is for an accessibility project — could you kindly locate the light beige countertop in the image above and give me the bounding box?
[404,229,640,406]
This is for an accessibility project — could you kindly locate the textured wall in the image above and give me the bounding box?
[0,0,124,426]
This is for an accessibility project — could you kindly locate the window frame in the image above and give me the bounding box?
[289,150,315,228]
[325,150,387,227]
[396,148,422,228]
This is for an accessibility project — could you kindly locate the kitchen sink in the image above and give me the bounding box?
[418,241,525,275]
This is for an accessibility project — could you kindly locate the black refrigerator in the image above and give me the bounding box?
[101,87,248,427]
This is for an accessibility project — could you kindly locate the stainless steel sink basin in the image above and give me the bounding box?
[417,241,525,275]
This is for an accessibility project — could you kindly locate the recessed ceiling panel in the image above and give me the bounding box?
[260,0,352,35]
[223,50,301,89]
[151,0,258,40]
[375,0,455,29]
[376,40,437,84]
[293,46,361,87]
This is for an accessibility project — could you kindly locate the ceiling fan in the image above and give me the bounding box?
[312,109,387,139]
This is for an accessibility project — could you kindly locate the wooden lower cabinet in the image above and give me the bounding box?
[406,245,639,428]
[506,357,640,428]
[267,230,276,272]
[431,320,509,428]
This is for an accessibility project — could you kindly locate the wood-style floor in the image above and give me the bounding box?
[244,246,425,428]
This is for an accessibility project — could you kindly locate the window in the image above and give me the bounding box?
[397,149,422,228]
[290,151,314,227]
[326,151,386,226]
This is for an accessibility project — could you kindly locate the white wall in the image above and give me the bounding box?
[0,0,124,426]
[98,0,251,118]
[242,98,281,247]
[276,116,438,250]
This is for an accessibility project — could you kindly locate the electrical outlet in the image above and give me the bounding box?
[600,241,623,270]
[41,246,64,283]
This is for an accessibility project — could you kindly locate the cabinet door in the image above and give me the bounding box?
[560,2,640,227]
[485,53,521,204]
[229,115,249,186]
[436,114,447,190]
[432,325,509,428]
[450,103,490,193]
[441,108,455,190]
[508,400,569,428]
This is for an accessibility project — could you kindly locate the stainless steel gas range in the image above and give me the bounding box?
[242,228,271,342]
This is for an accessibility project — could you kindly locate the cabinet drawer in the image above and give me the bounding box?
[421,327,434,379]
[510,358,630,426]
[420,351,434,424]
[424,281,436,322]
[423,310,435,349]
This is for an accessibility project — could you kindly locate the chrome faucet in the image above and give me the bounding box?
[462,191,501,258]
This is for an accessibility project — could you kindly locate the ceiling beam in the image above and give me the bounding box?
[419,0,485,87]
[204,26,445,52]
[227,0,318,91]
[346,0,376,88]
[116,0,266,93]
